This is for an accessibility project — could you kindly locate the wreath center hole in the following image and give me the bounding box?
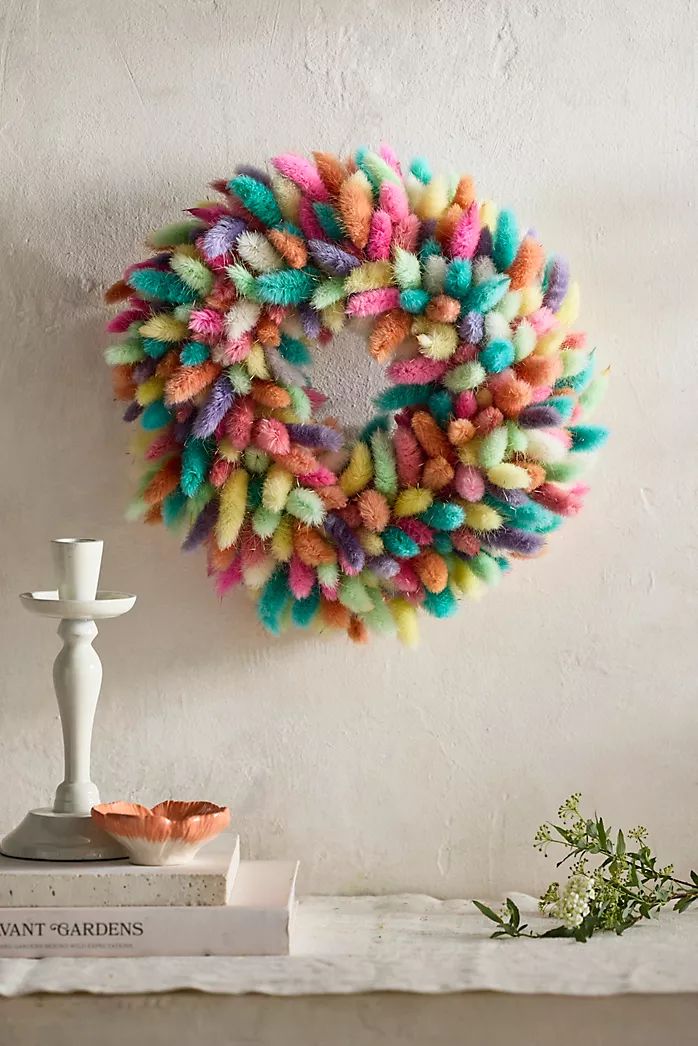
[309,320,413,435]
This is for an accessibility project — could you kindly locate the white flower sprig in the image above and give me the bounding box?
[553,872,596,929]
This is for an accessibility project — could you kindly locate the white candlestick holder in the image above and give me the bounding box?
[1,539,137,861]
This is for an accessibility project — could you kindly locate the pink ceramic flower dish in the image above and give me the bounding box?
[91,801,230,866]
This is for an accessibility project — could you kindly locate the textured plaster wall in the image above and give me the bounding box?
[0,0,696,896]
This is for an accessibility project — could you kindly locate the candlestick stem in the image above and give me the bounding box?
[52,618,102,814]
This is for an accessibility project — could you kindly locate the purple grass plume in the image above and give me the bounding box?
[201,216,247,260]
[182,497,219,551]
[191,375,235,438]
[542,256,570,312]
[287,423,343,452]
[308,240,361,276]
[482,527,544,555]
[324,512,366,572]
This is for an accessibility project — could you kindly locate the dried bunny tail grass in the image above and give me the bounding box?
[389,597,419,646]
[215,469,247,549]
[293,523,337,565]
[411,411,451,458]
[272,153,329,201]
[143,459,181,505]
[267,228,308,269]
[508,236,545,290]
[422,456,454,490]
[263,465,294,511]
[368,309,412,361]
[106,145,607,643]
[313,151,346,196]
[370,429,398,501]
[236,231,284,272]
[276,446,320,476]
[317,484,348,510]
[225,300,261,339]
[366,210,393,260]
[104,279,132,304]
[140,314,189,342]
[393,487,433,517]
[357,489,390,532]
[414,549,449,593]
[164,361,220,405]
[338,170,373,248]
[286,487,326,525]
[393,425,424,487]
[450,201,481,259]
[345,261,393,294]
[339,441,373,496]
[250,381,292,409]
[321,598,352,632]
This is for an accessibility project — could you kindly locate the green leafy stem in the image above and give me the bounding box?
[474,794,698,942]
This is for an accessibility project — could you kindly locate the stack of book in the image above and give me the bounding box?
[0,836,298,957]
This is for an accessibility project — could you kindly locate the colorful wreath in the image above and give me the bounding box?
[104,146,608,644]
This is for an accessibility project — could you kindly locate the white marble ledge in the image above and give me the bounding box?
[1,893,697,998]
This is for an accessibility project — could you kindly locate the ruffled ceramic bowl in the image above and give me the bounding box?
[91,801,230,866]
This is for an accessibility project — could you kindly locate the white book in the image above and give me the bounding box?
[0,860,298,957]
[0,835,240,908]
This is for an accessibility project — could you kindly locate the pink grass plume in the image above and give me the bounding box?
[216,556,243,596]
[220,333,252,364]
[145,429,179,461]
[387,356,448,384]
[453,391,478,418]
[241,529,266,568]
[379,143,402,175]
[366,210,393,260]
[562,331,587,350]
[188,205,230,222]
[346,288,401,317]
[189,308,225,339]
[450,202,481,259]
[452,343,478,364]
[306,387,328,409]
[379,182,409,223]
[398,518,434,545]
[532,482,589,516]
[547,427,573,449]
[224,397,255,449]
[272,154,330,201]
[254,418,291,455]
[298,466,338,487]
[393,426,424,486]
[393,562,421,594]
[392,214,420,252]
[107,306,149,333]
[454,465,485,501]
[261,306,284,324]
[338,549,362,577]
[452,527,481,556]
[298,196,326,241]
[528,307,557,335]
[289,555,315,599]
[209,457,233,488]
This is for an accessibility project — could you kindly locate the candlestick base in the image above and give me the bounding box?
[1,809,127,861]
